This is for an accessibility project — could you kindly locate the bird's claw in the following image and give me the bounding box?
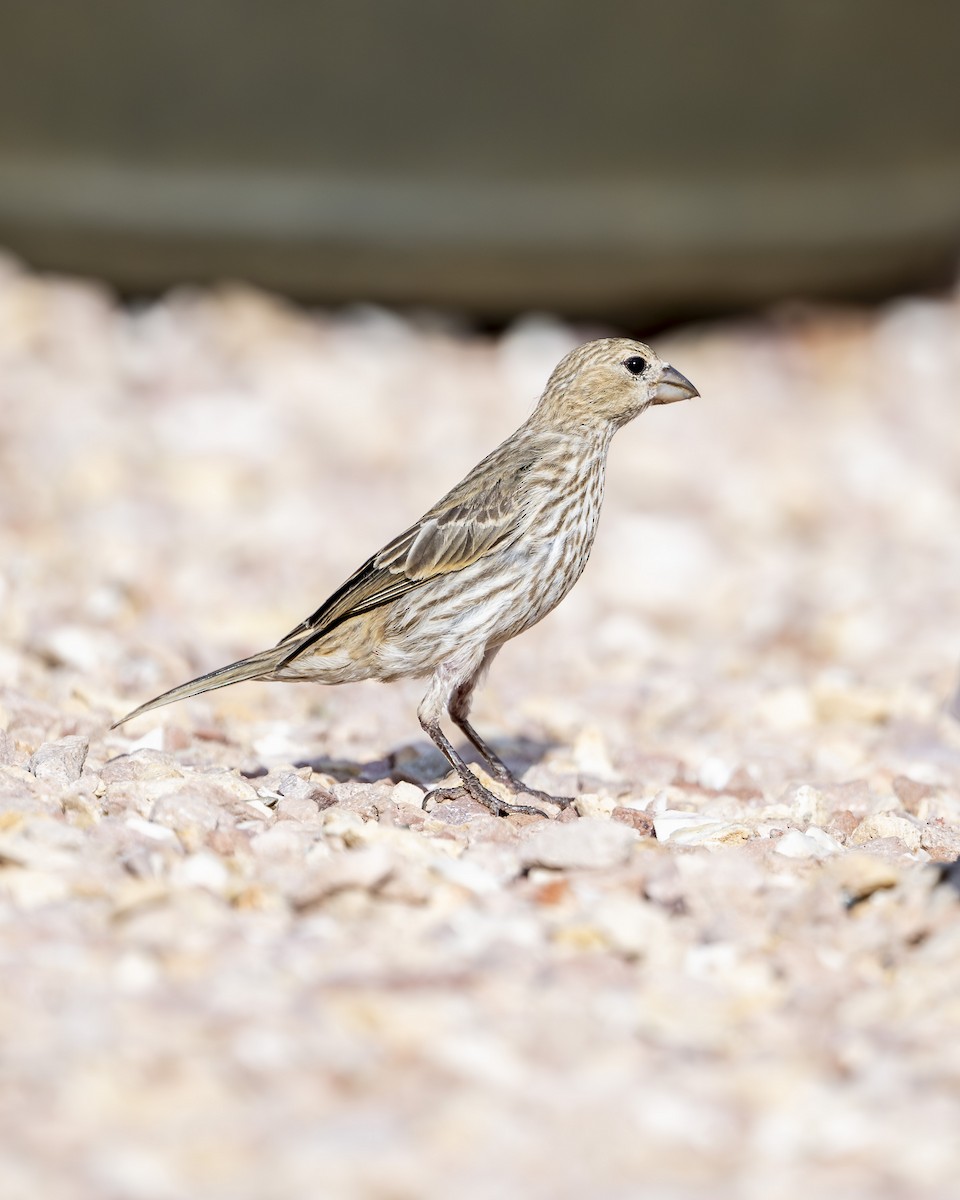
[485,772,575,811]
[423,785,549,819]
[513,785,575,810]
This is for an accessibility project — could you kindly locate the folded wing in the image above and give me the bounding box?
[275,435,542,666]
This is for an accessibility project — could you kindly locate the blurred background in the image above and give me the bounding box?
[2,0,960,322]
[3,7,960,1200]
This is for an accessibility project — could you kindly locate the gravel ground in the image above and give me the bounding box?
[1,250,960,1199]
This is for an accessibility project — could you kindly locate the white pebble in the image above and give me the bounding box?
[789,784,827,828]
[125,815,180,844]
[573,727,616,779]
[667,821,752,847]
[431,856,500,895]
[652,806,748,844]
[173,852,231,892]
[390,781,426,808]
[125,726,166,752]
[773,830,821,859]
[804,826,844,857]
[698,757,732,792]
[574,793,616,820]
[775,827,843,860]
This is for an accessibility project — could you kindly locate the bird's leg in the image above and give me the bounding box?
[451,713,575,810]
[419,716,548,818]
[417,659,548,818]
[448,659,575,810]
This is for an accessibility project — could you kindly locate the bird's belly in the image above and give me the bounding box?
[492,529,593,637]
[376,527,592,678]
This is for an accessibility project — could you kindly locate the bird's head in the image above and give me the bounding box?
[535,338,699,433]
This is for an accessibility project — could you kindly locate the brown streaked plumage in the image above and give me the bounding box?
[114,338,698,816]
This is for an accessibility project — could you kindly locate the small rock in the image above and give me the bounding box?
[377,861,434,904]
[825,809,860,843]
[458,842,524,884]
[819,781,873,815]
[668,821,751,847]
[910,789,960,825]
[591,895,671,957]
[805,825,845,856]
[650,786,695,813]
[245,799,277,820]
[774,827,842,860]
[773,830,821,859]
[423,792,519,835]
[519,817,637,871]
[321,805,388,846]
[331,780,394,820]
[28,736,88,787]
[574,793,616,820]
[824,853,901,903]
[123,726,166,753]
[252,727,308,760]
[99,750,184,785]
[171,851,232,894]
[920,821,960,861]
[849,813,922,853]
[787,784,828,828]
[274,771,311,797]
[378,800,428,832]
[207,826,253,857]
[150,792,222,838]
[814,680,894,723]
[275,795,326,825]
[0,764,61,815]
[573,727,616,779]
[124,815,180,845]
[431,855,501,895]
[0,866,70,908]
[652,810,705,842]
[611,807,655,836]
[531,876,573,906]
[653,809,751,846]
[275,772,336,809]
[761,686,816,731]
[698,757,732,792]
[293,845,394,908]
[249,824,315,859]
[37,625,104,672]
[390,781,427,808]
[891,775,938,815]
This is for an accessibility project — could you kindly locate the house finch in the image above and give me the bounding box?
[114,338,698,816]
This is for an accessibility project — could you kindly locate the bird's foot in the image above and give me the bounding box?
[423,783,549,819]
[485,769,575,810]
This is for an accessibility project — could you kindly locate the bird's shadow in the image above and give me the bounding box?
[290,734,558,789]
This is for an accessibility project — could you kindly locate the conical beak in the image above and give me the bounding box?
[652,364,699,405]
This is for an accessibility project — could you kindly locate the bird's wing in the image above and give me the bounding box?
[275,436,539,664]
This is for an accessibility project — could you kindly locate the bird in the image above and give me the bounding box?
[114,338,698,817]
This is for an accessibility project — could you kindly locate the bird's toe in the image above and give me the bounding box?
[423,783,549,820]
[518,786,575,810]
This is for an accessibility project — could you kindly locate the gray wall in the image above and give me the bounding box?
[1,1,959,317]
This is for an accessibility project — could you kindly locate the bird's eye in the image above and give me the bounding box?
[623,356,648,377]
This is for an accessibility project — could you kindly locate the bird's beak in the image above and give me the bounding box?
[652,364,699,405]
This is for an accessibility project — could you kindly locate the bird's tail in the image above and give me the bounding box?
[111,645,285,728]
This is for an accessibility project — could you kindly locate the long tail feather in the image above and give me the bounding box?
[112,646,284,728]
